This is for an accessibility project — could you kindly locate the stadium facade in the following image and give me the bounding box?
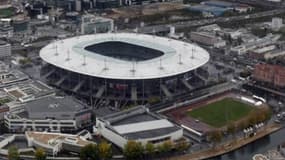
[40,33,209,107]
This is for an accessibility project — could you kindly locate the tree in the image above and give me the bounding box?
[239,119,250,131]
[227,122,236,137]
[208,130,222,146]
[35,148,46,160]
[8,146,19,160]
[98,141,112,160]
[249,112,258,125]
[145,142,155,157]
[157,140,173,155]
[80,144,99,160]
[123,141,144,160]
[176,138,190,152]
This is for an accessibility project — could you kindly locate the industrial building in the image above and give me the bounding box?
[81,14,114,34]
[190,31,226,48]
[202,0,237,8]
[4,96,92,133]
[202,0,252,12]
[253,64,285,88]
[188,4,230,16]
[94,106,183,148]
[40,33,209,106]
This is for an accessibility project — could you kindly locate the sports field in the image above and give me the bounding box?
[187,98,254,127]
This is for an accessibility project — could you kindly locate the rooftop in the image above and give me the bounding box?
[100,106,181,139]
[11,96,90,120]
[4,80,54,102]
[40,33,209,80]
[26,131,92,147]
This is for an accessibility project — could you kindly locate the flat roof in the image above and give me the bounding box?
[25,96,85,113]
[22,96,89,120]
[123,126,180,139]
[113,119,174,134]
[100,106,182,140]
[26,131,91,147]
[4,80,54,100]
[40,33,209,80]
[111,113,157,125]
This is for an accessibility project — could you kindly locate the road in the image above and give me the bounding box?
[125,9,285,34]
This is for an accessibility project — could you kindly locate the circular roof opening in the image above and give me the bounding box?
[84,41,164,61]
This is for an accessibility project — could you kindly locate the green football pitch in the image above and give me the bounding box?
[187,98,254,128]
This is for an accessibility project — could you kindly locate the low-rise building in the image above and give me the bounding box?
[253,64,285,87]
[4,96,92,133]
[3,80,55,103]
[0,61,29,87]
[81,14,114,34]
[0,40,11,60]
[190,31,226,48]
[0,24,13,38]
[26,131,93,156]
[231,34,281,55]
[197,24,221,32]
[94,106,183,149]
[188,4,231,17]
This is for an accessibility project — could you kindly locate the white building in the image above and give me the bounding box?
[94,106,183,149]
[231,34,281,55]
[0,40,11,60]
[26,131,93,156]
[4,96,92,133]
[81,14,114,34]
[272,17,283,31]
[190,32,226,48]
[75,0,82,12]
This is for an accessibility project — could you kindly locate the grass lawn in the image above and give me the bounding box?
[0,8,14,18]
[187,98,254,128]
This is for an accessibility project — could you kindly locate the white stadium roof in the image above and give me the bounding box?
[40,33,209,80]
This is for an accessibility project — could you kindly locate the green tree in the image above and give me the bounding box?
[157,140,173,155]
[80,144,99,160]
[98,141,112,160]
[123,141,144,160]
[35,148,46,160]
[208,130,222,146]
[176,138,190,152]
[249,112,258,125]
[8,146,19,160]
[145,142,155,157]
[227,122,236,137]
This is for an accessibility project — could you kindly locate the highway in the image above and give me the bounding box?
[127,9,285,34]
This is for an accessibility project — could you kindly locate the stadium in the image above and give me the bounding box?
[40,33,209,107]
